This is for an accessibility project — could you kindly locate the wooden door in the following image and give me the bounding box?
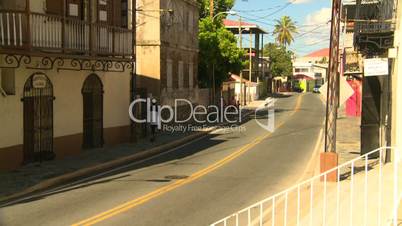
[46,0,63,15]
[361,76,381,157]
[23,73,55,164]
[82,74,104,149]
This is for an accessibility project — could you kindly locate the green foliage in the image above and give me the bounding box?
[264,43,294,78]
[198,18,245,88]
[197,0,236,19]
[319,57,328,64]
[273,16,298,47]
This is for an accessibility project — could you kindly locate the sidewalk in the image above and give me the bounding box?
[214,103,402,226]
[0,129,197,201]
[337,105,361,165]
[230,161,401,226]
[0,106,257,203]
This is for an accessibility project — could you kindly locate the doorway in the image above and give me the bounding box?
[82,74,104,148]
[23,73,55,163]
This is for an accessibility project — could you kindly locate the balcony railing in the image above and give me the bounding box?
[355,21,395,34]
[354,0,396,34]
[0,10,133,58]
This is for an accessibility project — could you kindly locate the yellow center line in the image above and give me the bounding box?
[72,94,303,226]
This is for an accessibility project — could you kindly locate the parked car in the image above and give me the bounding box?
[313,85,321,93]
[293,86,304,93]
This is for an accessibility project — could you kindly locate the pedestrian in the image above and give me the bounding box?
[150,99,159,142]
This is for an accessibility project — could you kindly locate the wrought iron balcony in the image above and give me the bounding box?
[355,20,395,34]
[0,10,134,60]
[353,0,396,53]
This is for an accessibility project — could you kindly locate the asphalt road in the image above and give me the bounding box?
[0,93,325,226]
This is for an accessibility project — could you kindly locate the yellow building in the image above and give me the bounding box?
[0,0,135,171]
[391,0,402,151]
[136,0,200,113]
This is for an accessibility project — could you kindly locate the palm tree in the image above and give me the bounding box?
[273,16,298,47]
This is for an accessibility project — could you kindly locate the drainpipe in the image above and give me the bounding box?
[130,0,137,142]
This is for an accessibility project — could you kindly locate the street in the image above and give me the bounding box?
[0,93,325,226]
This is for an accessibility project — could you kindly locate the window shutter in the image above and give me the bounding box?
[46,0,63,15]
[113,0,122,26]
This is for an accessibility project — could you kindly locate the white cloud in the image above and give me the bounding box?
[291,0,313,4]
[301,7,332,45]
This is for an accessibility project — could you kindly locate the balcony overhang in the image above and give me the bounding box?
[0,10,135,68]
[0,52,134,73]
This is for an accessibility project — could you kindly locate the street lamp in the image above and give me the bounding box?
[210,10,238,105]
[248,30,253,104]
[212,10,237,21]
[239,27,250,106]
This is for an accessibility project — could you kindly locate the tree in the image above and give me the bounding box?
[264,43,293,78]
[273,16,298,47]
[198,18,245,88]
[319,57,328,64]
[197,0,236,19]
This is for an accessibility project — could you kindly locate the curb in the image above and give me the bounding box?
[0,130,210,204]
[0,110,256,205]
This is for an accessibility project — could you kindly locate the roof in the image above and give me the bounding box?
[223,19,268,34]
[304,48,330,58]
[226,74,258,85]
[294,74,315,80]
[223,19,256,28]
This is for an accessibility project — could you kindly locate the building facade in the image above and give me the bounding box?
[391,0,402,152]
[342,0,396,155]
[293,48,329,92]
[136,0,199,112]
[0,0,135,171]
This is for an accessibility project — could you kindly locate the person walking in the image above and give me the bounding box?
[150,100,159,142]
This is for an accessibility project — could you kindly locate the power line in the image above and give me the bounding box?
[249,0,299,20]
[238,14,331,40]
[233,5,284,13]
[295,22,330,38]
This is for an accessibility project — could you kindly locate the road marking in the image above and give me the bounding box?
[1,110,257,207]
[72,95,303,226]
[0,134,209,208]
[249,120,325,226]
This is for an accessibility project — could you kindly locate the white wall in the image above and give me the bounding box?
[0,57,131,149]
[392,1,402,149]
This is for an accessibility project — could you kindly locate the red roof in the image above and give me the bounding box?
[223,19,256,28]
[305,48,330,58]
[227,74,258,85]
[294,74,314,80]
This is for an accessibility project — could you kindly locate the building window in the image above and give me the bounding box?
[295,68,309,73]
[0,68,15,95]
[188,11,193,33]
[167,59,173,90]
[189,63,194,89]
[178,61,184,89]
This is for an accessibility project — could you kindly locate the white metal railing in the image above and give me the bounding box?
[0,10,133,57]
[0,11,25,48]
[210,147,401,226]
[31,13,62,49]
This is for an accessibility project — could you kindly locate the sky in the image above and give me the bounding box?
[227,0,333,56]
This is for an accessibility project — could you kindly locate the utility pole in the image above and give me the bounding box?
[239,16,244,106]
[261,34,265,95]
[210,0,214,104]
[130,0,137,142]
[210,0,214,18]
[248,31,252,104]
[321,0,341,181]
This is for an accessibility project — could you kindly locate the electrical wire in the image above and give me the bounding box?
[233,5,284,13]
